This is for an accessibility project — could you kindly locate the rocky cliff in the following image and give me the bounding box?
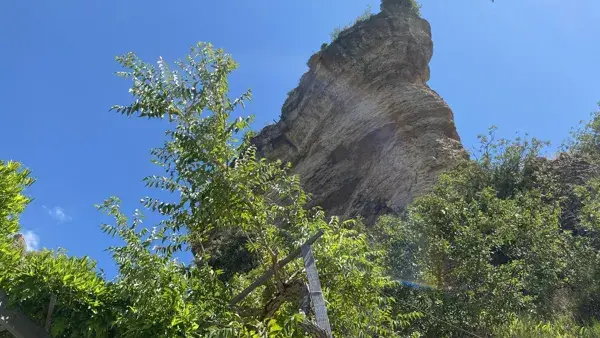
[253,0,465,223]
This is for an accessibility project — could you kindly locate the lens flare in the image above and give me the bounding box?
[394,279,437,290]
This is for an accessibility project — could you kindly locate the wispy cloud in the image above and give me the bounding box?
[22,230,40,251]
[43,205,72,223]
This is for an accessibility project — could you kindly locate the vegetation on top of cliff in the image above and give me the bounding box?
[329,5,374,42]
[381,0,422,16]
[328,0,423,44]
[321,0,421,56]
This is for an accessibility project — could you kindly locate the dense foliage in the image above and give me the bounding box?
[0,43,415,337]
[373,117,600,336]
[0,161,33,270]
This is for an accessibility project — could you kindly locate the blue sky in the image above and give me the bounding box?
[1,0,599,277]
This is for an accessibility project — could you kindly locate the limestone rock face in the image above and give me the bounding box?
[252,7,465,223]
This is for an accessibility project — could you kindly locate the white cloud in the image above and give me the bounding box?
[43,205,72,223]
[22,230,40,251]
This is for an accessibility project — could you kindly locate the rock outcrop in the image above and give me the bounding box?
[253,1,465,223]
[530,153,600,231]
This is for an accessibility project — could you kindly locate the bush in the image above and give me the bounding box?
[374,126,600,336]
[330,5,373,42]
[494,316,600,338]
[563,104,600,162]
[381,0,422,16]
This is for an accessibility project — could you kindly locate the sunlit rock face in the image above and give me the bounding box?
[253,5,464,223]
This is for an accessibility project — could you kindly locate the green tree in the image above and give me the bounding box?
[0,42,411,337]
[375,129,600,336]
[0,160,34,280]
[0,161,118,337]
[564,104,600,162]
[110,42,407,337]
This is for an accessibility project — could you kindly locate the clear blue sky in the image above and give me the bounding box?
[1,0,599,276]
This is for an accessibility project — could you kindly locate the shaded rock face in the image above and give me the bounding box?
[253,7,464,223]
[532,153,600,231]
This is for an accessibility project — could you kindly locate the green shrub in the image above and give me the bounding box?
[374,126,600,336]
[494,316,600,338]
[381,0,422,16]
[330,5,373,42]
[403,0,422,16]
